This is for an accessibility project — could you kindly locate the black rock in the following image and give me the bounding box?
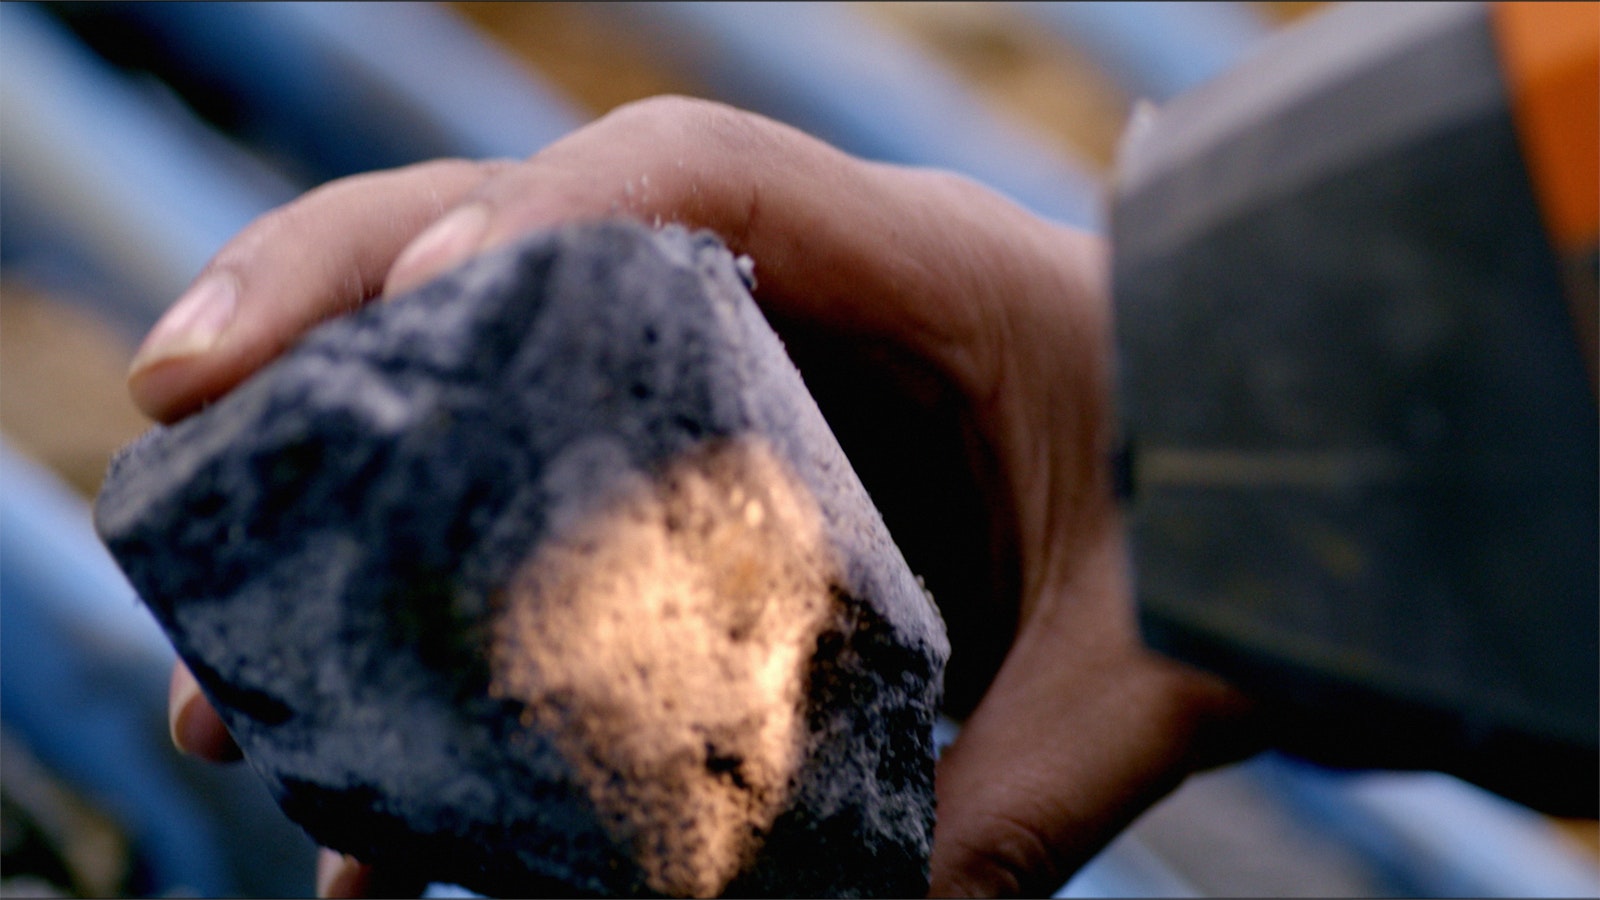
[95,221,949,898]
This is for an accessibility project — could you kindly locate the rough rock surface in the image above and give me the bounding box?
[94,221,949,898]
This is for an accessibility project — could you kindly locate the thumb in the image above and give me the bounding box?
[928,541,1253,896]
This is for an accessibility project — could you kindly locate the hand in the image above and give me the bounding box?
[143,96,1255,897]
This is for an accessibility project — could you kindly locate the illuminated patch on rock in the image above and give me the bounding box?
[493,437,835,897]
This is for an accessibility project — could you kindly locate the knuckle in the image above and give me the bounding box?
[602,94,773,159]
[944,809,1059,897]
[204,158,500,277]
[604,93,718,127]
[206,184,328,274]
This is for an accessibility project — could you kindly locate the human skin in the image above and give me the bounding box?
[135,96,1256,898]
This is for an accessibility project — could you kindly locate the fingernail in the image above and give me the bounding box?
[316,850,365,899]
[129,274,238,376]
[169,666,242,761]
[385,204,489,298]
[168,667,203,751]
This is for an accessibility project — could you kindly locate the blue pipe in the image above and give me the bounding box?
[2,2,587,333]
[1016,2,1273,102]
[265,2,586,159]
[1252,753,1600,897]
[0,442,232,894]
[40,3,585,186]
[0,1,296,328]
[601,2,1104,228]
[1057,831,1200,898]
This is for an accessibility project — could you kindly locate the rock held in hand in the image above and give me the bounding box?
[95,221,950,898]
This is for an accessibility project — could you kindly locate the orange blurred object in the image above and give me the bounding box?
[1493,1,1600,253]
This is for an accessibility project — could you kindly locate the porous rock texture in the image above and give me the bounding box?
[94,220,949,898]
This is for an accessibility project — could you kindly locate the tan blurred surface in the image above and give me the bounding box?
[454,1,1130,172]
[1556,817,1600,861]
[452,3,1331,176]
[0,286,152,498]
[858,2,1128,171]
[451,2,698,117]
[1254,1,1330,25]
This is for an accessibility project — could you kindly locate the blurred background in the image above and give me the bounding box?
[0,2,1595,896]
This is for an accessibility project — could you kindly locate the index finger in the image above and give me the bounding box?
[128,159,510,424]
[169,661,241,762]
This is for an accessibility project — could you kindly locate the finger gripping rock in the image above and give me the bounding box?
[94,221,950,898]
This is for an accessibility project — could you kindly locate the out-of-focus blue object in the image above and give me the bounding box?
[37,2,586,186]
[258,2,586,164]
[1058,833,1201,898]
[1,445,316,897]
[0,1,296,328]
[601,1,1104,228]
[0,443,171,698]
[1257,755,1600,898]
[0,441,230,894]
[1017,1,1273,101]
[2,1,589,330]
[1060,750,1600,897]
